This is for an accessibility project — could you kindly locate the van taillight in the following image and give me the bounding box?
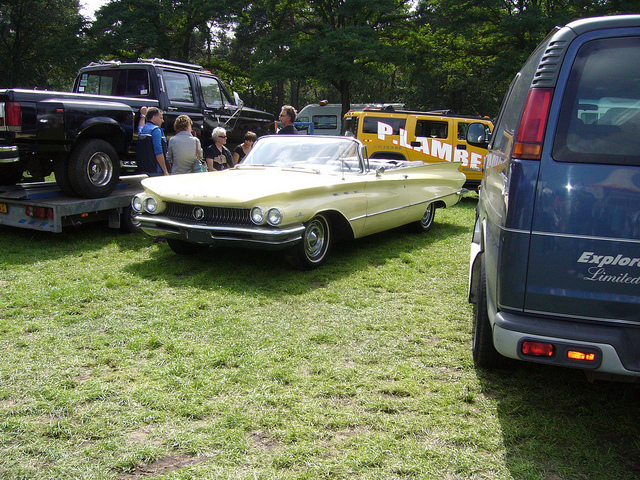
[5,102,21,131]
[513,88,553,160]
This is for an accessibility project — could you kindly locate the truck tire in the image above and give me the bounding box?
[68,139,120,198]
[53,156,77,196]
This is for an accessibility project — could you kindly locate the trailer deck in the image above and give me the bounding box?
[0,175,146,232]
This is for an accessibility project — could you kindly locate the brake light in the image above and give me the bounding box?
[5,102,21,131]
[521,341,554,357]
[513,88,553,160]
[25,206,53,219]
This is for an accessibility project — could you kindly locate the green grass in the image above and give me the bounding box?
[1,195,639,479]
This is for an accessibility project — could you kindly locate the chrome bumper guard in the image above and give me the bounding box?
[136,214,306,249]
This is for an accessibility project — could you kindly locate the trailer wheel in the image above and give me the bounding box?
[68,139,120,198]
[120,205,141,233]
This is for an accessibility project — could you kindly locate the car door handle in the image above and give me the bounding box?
[456,144,467,150]
[167,107,178,111]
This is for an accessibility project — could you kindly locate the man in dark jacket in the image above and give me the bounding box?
[277,105,298,134]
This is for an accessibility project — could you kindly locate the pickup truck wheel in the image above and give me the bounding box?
[53,156,77,196]
[408,203,435,233]
[285,214,331,270]
[68,139,120,198]
[473,254,503,368]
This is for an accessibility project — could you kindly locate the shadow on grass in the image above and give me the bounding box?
[477,363,640,480]
[0,222,153,266]
[123,210,471,296]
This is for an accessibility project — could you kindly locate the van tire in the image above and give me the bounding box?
[473,254,503,368]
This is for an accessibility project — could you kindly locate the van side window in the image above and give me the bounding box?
[553,37,640,166]
[490,46,545,157]
[363,116,406,135]
[312,115,337,130]
[416,120,448,139]
[163,71,194,103]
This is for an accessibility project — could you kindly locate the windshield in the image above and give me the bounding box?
[240,135,363,172]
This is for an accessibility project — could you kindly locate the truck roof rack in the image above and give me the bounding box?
[137,58,205,71]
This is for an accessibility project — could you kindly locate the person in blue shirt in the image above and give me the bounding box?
[137,107,169,176]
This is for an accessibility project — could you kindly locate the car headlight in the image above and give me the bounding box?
[251,206,264,225]
[131,195,143,213]
[143,197,158,214]
[266,208,283,226]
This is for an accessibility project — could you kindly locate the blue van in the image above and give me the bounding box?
[468,15,640,382]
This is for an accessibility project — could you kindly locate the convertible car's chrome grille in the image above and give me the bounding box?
[164,202,252,226]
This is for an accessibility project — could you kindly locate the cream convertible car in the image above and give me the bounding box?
[132,135,466,269]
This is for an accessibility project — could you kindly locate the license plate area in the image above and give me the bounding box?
[0,203,7,214]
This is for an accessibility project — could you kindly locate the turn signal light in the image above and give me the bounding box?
[567,350,596,362]
[521,341,554,357]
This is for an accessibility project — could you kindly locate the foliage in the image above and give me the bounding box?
[0,0,88,89]
[2,0,640,116]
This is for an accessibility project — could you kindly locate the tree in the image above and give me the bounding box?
[0,0,87,89]
[295,0,412,117]
[89,0,236,62]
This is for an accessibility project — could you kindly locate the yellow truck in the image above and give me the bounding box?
[342,108,493,186]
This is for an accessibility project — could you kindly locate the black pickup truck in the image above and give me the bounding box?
[0,58,275,198]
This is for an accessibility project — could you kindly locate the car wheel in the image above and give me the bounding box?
[473,254,503,368]
[167,239,209,255]
[285,214,332,269]
[68,139,120,198]
[408,203,435,233]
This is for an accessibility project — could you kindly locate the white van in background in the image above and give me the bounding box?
[296,101,404,135]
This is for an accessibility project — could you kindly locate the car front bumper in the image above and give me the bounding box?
[136,214,306,250]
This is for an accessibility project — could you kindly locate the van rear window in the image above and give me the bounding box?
[553,37,640,166]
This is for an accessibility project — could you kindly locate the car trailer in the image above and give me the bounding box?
[0,175,145,233]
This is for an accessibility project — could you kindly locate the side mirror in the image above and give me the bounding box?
[233,91,244,108]
[467,122,490,148]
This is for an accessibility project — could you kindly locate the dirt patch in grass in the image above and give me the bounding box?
[121,454,207,478]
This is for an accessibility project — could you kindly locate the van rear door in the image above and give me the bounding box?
[525,34,640,323]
